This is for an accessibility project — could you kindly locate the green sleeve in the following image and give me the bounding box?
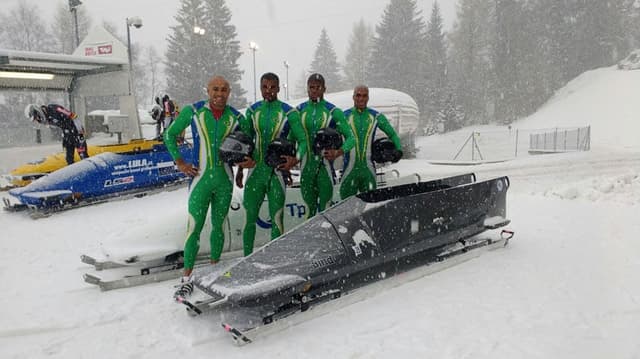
[286,109,307,160]
[164,104,193,161]
[376,113,402,150]
[239,108,254,138]
[331,108,355,153]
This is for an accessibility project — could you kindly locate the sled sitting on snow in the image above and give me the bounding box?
[6,138,166,188]
[180,173,512,345]
[4,142,191,215]
[79,170,428,291]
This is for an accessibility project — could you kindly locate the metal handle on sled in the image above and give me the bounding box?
[500,229,515,246]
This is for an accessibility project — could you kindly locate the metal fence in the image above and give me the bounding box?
[417,126,592,162]
[529,126,591,154]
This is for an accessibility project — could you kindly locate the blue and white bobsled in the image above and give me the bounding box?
[7,144,192,210]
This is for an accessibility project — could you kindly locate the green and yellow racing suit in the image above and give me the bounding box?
[241,100,307,255]
[165,101,243,269]
[339,107,401,200]
[296,99,354,217]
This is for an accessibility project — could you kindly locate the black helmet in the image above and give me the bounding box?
[219,131,254,164]
[371,137,402,163]
[24,104,46,124]
[265,138,296,168]
[149,104,162,120]
[313,127,343,155]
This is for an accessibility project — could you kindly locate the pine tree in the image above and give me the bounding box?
[343,19,374,89]
[165,0,246,107]
[437,94,465,133]
[423,1,448,130]
[369,0,426,110]
[491,0,528,124]
[621,0,640,49]
[201,0,246,107]
[447,0,493,124]
[531,0,576,89]
[309,28,344,92]
[573,1,627,73]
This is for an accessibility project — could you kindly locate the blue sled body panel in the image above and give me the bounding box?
[9,144,192,208]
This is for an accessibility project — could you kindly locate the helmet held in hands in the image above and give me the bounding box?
[219,131,254,165]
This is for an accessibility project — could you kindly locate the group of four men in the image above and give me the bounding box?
[162,72,402,299]
[22,71,402,300]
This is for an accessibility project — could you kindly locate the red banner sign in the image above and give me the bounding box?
[98,44,112,55]
[84,44,113,56]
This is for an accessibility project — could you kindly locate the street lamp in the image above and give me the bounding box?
[283,60,290,100]
[249,41,259,102]
[193,26,205,35]
[126,16,143,95]
[68,0,82,48]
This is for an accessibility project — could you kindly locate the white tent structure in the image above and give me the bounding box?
[291,88,420,155]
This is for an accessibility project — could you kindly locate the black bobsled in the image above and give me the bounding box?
[191,173,510,340]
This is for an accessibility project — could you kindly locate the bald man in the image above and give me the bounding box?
[165,76,250,300]
[340,85,402,199]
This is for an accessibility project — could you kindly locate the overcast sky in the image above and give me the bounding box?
[3,0,457,101]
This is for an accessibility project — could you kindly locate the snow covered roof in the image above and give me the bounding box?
[0,48,126,91]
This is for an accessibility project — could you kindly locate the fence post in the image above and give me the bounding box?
[564,130,567,151]
[532,133,536,151]
[515,129,519,157]
[576,127,580,150]
[471,132,476,161]
[35,128,42,144]
[554,128,558,152]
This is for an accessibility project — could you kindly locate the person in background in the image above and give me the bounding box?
[161,94,179,131]
[296,73,354,218]
[153,94,180,139]
[164,76,251,300]
[235,72,307,256]
[339,85,402,199]
[25,103,89,165]
[149,103,164,139]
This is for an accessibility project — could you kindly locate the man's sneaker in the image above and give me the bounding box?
[173,276,194,301]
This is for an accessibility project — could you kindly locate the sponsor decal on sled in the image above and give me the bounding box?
[104,176,135,187]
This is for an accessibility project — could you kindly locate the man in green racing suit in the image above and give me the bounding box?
[340,85,402,199]
[296,73,354,218]
[236,72,308,256]
[165,76,251,299]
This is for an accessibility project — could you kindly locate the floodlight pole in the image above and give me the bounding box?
[283,60,290,100]
[126,17,142,95]
[249,41,259,102]
[68,0,82,48]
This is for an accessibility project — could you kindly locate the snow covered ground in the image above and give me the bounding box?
[0,66,639,358]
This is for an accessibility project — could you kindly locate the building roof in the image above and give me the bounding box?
[0,48,127,91]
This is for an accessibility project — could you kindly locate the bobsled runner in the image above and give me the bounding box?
[4,142,191,216]
[80,170,431,291]
[177,173,512,345]
[6,138,165,188]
